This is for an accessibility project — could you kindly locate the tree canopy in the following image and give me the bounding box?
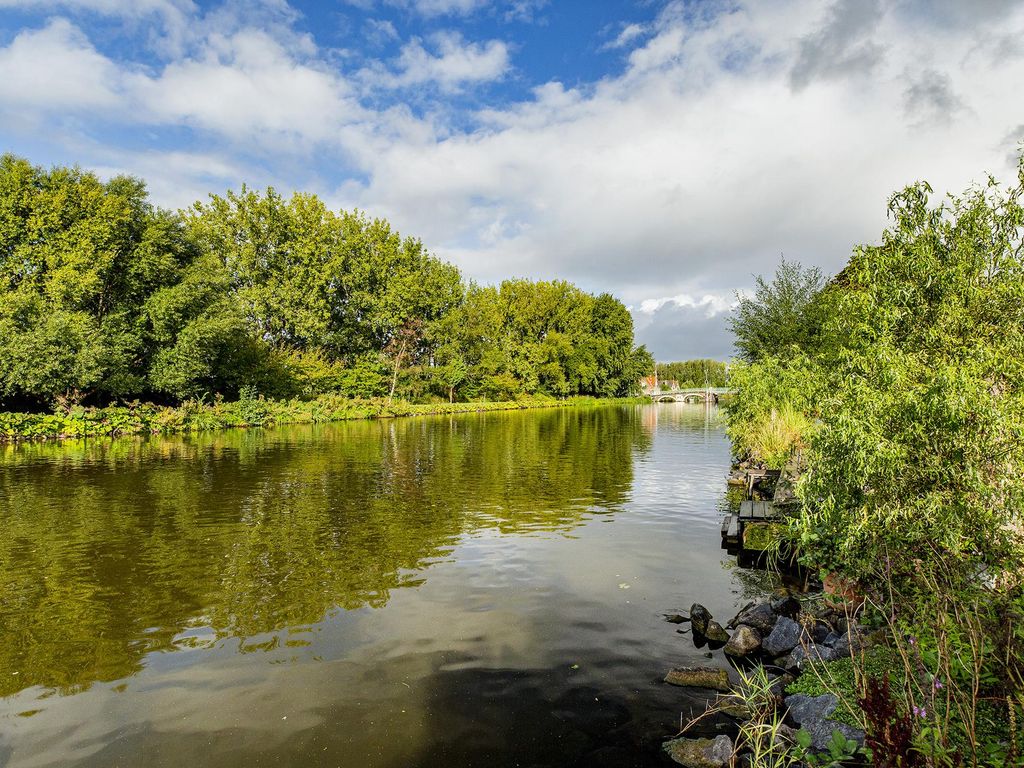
[0,155,652,408]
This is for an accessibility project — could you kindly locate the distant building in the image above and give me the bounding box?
[640,375,679,394]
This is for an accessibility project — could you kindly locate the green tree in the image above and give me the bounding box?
[728,257,827,363]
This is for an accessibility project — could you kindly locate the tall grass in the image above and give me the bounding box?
[736,401,814,469]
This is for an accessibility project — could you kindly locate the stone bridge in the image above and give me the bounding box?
[645,387,731,404]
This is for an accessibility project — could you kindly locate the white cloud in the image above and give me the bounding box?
[637,293,736,317]
[0,18,121,108]
[128,29,364,145]
[3,0,1024,360]
[602,22,647,51]
[364,32,511,91]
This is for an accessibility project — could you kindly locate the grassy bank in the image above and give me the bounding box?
[0,394,648,443]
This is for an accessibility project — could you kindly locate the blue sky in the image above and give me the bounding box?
[1,0,1023,359]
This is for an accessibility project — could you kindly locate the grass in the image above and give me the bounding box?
[0,394,648,443]
[785,645,904,728]
[736,401,813,469]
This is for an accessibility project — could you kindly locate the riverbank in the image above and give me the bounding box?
[0,394,649,443]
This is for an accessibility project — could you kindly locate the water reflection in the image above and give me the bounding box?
[0,404,754,768]
[0,407,648,698]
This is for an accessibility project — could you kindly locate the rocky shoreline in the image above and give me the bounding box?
[659,591,875,766]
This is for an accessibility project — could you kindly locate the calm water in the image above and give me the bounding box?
[0,404,770,768]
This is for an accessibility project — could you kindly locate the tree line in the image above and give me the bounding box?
[0,155,653,410]
[654,359,727,388]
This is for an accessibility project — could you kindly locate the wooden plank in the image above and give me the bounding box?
[721,514,730,538]
[727,513,739,542]
[739,500,754,518]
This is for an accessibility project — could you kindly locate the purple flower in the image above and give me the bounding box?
[912,705,927,718]
[908,635,917,647]
[933,679,944,691]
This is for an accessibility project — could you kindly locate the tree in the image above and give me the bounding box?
[728,258,827,363]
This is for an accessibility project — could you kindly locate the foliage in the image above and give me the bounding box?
[728,257,828,363]
[0,155,650,408]
[728,154,1024,766]
[655,359,728,388]
[731,665,802,768]
[725,354,820,467]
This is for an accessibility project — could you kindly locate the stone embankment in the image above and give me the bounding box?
[660,593,873,767]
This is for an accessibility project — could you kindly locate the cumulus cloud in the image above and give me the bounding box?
[632,293,737,360]
[2,0,1024,360]
[365,32,511,90]
[0,19,122,108]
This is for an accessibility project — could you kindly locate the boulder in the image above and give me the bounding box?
[727,602,779,634]
[762,616,802,655]
[723,625,762,657]
[704,620,730,644]
[663,735,733,768]
[690,603,713,636]
[781,643,839,671]
[784,693,865,750]
[664,666,731,692]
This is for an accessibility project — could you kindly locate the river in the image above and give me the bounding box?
[0,403,772,767]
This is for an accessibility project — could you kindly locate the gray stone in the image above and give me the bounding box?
[704,620,730,644]
[783,642,839,671]
[663,735,734,768]
[665,614,690,624]
[727,602,778,634]
[725,601,754,629]
[690,603,713,636]
[784,693,865,751]
[801,720,866,751]
[785,692,839,723]
[723,624,762,657]
[831,628,870,658]
[762,616,802,655]
[664,666,731,692]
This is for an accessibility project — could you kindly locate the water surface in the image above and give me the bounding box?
[0,404,768,767]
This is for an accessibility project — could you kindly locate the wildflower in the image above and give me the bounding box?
[912,705,927,718]
[933,678,944,691]
[907,635,917,647]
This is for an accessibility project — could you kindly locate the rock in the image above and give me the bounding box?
[785,692,839,724]
[690,603,713,636]
[823,631,842,647]
[704,620,730,644]
[762,616,802,655]
[831,628,870,658]
[715,693,750,719]
[769,594,801,618]
[663,735,734,768]
[723,625,762,657]
[664,666,731,692]
[810,622,831,644]
[801,720,866,751]
[785,693,864,750]
[727,602,779,634]
[665,614,691,624]
[782,643,839,671]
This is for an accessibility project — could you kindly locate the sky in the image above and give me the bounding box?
[1,0,1023,360]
